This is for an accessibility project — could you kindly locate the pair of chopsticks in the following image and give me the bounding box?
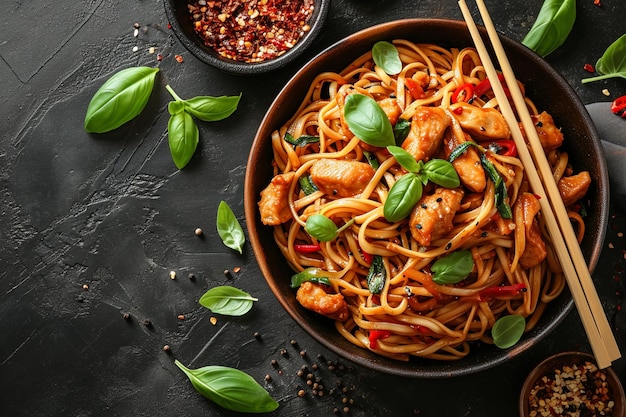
[458,0,621,368]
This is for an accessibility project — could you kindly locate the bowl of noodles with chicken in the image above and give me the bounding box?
[244,19,609,378]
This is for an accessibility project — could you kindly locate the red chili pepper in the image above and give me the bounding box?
[405,78,425,99]
[361,250,374,265]
[490,139,517,157]
[294,243,322,253]
[478,283,527,301]
[451,83,475,103]
[453,107,464,115]
[611,95,626,118]
[474,73,510,98]
[368,330,391,349]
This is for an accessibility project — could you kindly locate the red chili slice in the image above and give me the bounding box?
[294,243,322,253]
[611,95,626,118]
[474,73,510,98]
[490,139,517,157]
[478,283,527,301]
[451,83,475,103]
[405,78,425,99]
[368,329,391,349]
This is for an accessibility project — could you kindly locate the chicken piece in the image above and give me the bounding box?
[519,111,563,152]
[409,187,464,246]
[514,192,547,269]
[378,97,402,125]
[258,172,295,226]
[449,102,510,141]
[443,131,487,193]
[296,281,349,322]
[401,106,451,162]
[558,171,591,207]
[310,158,375,198]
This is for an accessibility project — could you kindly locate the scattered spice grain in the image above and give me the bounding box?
[194,227,203,236]
[169,270,177,280]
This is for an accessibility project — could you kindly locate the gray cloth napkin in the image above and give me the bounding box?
[586,102,626,206]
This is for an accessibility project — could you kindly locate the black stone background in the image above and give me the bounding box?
[1,1,624,416]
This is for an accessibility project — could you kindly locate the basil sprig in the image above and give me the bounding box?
[216,201,245,254]
[174,360,279,413]
[343,94,395,147]
[431,250,474,285]
[372,41,402,75]
[491,315,526,349]
[384,146,460,223]
[84,66,159,133]
[522,0,576,58]
[166,85,240,169]
[449,142,512,219]
[199,285,258,316]
[305,214,354,242]
[582,33,626,84]
[290,268,331,288]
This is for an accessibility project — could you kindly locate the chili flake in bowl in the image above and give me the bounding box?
[163,0,330,74]
[519,352,625,417]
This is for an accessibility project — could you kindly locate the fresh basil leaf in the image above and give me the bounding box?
[582,33,626,83]
[393,118,411,145]
[199,285,257,316]
[343,94,395,148]
[522,0,576,57]
[372,41,402,75]
[363,150,380,170]
[480,153,512,219]
[431,250,474,285]
[422,159,460,189]
[366,255,386,294]
[168,100,185,115]
[299,175,319,195]
[387,145,421,173]
[284,132,321,148]
[168,111,199,169]
[383,174,423,223]
[174,360,279,413]
[184,94,241,121]
[85,66,159,133]
[290,268,331,288]
[305,214,338,242]
[216,201,245,254]
[492,315,526,349]
[448,141,476,162]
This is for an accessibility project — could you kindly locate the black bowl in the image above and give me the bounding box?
[244,19,609,378]
[163,0,330,75]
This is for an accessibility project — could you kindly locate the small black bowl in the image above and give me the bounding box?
[163,0,330,75]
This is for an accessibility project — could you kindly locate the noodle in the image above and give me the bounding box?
[258,40,590,361]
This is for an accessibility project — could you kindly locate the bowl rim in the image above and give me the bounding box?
[518,351,625,417]
[162,0,331,74]
[244,18,610,378]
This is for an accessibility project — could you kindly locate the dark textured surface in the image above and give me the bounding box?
[1,1,624,416]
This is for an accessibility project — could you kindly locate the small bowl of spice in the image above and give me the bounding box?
[520,351,625,417]
[163,0,330,74]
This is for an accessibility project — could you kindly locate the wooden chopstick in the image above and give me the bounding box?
[458,0,620,368]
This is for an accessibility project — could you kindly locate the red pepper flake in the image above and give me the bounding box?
[594,0,601,6]
[610,95,626,118]
[156,53,163,61]
[583,63,595,73]
[175,54,184,63]
[187,0,315,63]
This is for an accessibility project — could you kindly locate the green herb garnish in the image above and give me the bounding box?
[199,285,257,316]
